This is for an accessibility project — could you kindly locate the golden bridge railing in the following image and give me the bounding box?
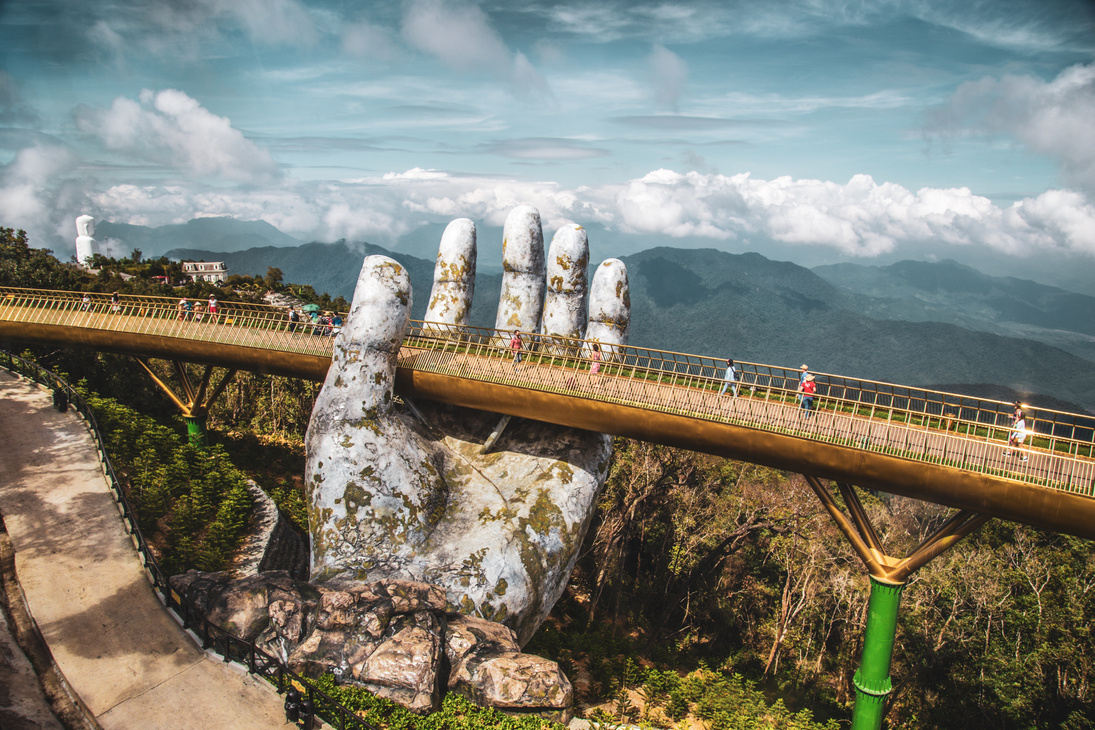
[3,287,1094,498]
[0,286,338,357]
[401,322,1095,498]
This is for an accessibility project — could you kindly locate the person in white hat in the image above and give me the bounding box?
[800,372,817,417]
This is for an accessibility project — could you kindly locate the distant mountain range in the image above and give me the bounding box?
[96,218,302,258]
[813,259,1095,363]
[93,217,1095,412]
[624,248,1095,413]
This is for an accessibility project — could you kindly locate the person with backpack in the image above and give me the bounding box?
[719,358,738,397]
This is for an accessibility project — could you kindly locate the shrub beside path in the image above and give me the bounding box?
[0,370,296,729]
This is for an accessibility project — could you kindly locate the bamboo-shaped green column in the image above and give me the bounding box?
[851,576,906,730]
[183,415,207,447]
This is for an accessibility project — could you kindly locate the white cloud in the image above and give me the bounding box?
[401,0,550,94]
[55,0,320,64]
[402,0,512,71]
[69,167,1095,262]
[1015,189,1095,255]
[210,0,319,47]
[8,106,1095,266]
[927,62,1095,193]
[342,20,402,62]
[582,169,1095,259]
[0,143,82,246]
[74,89,280,184]
[647,44,689,110]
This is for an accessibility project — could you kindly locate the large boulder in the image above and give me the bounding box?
[169,572,574,719]
[446,614,574,723]
[286,580,448,712]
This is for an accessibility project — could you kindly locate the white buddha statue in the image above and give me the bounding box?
[75,215,99,267]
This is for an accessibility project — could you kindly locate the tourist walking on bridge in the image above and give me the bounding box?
[510,330,523,369]
[1006,401,1029,461]
[719,358,738,397]
[799,372,816,417]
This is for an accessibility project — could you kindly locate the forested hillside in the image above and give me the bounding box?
[814,259,1095,362]
[621,248,1095,412]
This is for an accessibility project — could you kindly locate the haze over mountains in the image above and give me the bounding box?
[98,218,1095,413]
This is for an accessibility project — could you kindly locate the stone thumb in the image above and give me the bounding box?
[322,255,412,418]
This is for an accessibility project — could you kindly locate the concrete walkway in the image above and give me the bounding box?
[0,370,294,729]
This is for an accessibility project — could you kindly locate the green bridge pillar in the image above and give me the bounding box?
[851,576,906,730]
[183,415,207,447]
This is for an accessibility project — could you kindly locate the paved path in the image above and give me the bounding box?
[0,370,294,729]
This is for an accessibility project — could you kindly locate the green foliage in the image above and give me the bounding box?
[535,441,1095,729]
[0,227,87,289]
[308,675,566,730]
[82,390,253,574]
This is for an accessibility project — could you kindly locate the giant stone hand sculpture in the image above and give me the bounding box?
[306,206,630,645]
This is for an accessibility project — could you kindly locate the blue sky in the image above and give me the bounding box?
[2,0,1095,287]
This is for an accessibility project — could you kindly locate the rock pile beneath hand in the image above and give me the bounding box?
[169,570,573,721]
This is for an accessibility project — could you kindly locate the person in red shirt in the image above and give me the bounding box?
[799,373,816,417]
[510,331,523,369]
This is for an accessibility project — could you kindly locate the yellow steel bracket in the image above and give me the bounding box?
[134,357,237,420]
[804,474,989,584]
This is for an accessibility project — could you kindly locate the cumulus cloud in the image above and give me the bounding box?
[74,89,280,184]
[0,143,84,248]
[583,169,1095,258]
[647,43,689,110]
[83,169,586,246]
[926,62,1095,193]
[67,167,1095,262]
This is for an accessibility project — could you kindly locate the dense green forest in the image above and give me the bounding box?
[3,227,1094,728]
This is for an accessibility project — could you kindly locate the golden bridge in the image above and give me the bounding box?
[3,284,1094,729]
[2,285,1093,543]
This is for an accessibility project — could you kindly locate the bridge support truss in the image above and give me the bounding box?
[803,475,990,730]
[134,358,237,446]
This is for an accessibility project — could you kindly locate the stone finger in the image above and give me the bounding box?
[584,258,630,357]
[423,218,476,327]
[313,255,411,423]
[541,224,589,344]
[495,205,545,333]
